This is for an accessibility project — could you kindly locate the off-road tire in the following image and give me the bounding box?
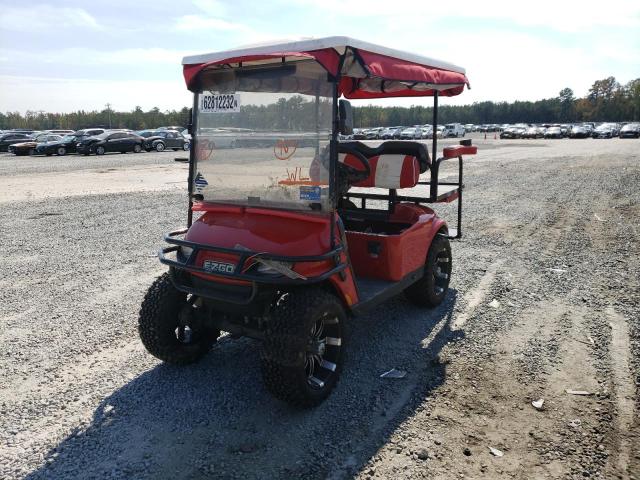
[261,288,345,408]
[138,273,213,365]
[404,232,452,307]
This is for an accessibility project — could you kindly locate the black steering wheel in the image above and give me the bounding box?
[337,144,371,183]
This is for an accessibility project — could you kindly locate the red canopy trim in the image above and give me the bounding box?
[183,49,340,91]
[182,46,469,97]
[338,77,466,99]
[357,50,468,88]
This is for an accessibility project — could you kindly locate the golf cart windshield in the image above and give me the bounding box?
[193,60,333,211]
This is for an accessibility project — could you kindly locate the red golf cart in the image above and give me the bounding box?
[139,37,476,407]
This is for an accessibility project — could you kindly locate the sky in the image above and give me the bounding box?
[0,0,638,113]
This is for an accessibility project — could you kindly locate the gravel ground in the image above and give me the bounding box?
[0,136,638,479]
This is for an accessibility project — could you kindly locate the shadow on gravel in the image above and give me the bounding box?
[26,291,462,480]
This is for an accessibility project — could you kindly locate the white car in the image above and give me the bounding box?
[442,123,465,138]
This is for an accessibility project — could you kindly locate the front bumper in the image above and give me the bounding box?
[76,144,93,153]
[159,228,346,306]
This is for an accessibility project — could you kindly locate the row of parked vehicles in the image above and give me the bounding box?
[0,126,190,156]
[347,121,640,142]
[500,122,640,139]
[350,123,466,141]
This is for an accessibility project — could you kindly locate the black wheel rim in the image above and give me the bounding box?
[433,247,452,296]
[305,313,341,390]
[175,325,195,344]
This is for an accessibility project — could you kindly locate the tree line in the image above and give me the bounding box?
[1,76,638,131]
[353,77,640,127]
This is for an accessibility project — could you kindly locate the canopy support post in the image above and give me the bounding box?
[187,92,199,227]
[430,91,439,199]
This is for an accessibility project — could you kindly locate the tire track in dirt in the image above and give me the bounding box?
[452,260,505,330]
[605,307,636,479]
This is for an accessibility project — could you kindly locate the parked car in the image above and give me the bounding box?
[365,128,382,140]
[420,126,433,139]
[442,123,465,138]
[619,123,640,138]
[142,130,191,152]
[522,127,543,139]
[35,134,87,156]
[569,125,589,139]
[0,132,33,152]
[351,128,366,140]
[156,126,184,132]
[46,129,75,136]
[76,131,144,155]
[74,128,107,137]
[500,127,521,139]
[379,127,400,140]
[544,127,563,139]
[592,125,613,139]
[8,134,62,156]
[399,127,421,139]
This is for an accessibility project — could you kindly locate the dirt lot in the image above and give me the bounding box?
[0,136,638,480]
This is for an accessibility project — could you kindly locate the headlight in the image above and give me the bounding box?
[254,259,306,280]
[178,246,193,260]
[256,260,293,275]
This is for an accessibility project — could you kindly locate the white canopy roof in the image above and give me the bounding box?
[182,36,465,75]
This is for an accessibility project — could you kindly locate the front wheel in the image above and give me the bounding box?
[95,146,105,155]
[261,289,345,408]
[56,146,66,156]
[155,142,165,152]
[182,142,190,151]
[138,273,217,365]
[404,232,452,307]
[133,144,142,153]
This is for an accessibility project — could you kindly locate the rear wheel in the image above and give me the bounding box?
[155,142,165,152]
[95,146,105,155]
[183,142,190,151]
[133,144,142,153]
[56,146,66,156]
[261,288,345,407]
[138,273,217,365]
[404,232,452,307]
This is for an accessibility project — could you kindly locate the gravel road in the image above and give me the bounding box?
[0,136,638,479]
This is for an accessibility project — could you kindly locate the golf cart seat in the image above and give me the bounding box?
[338,141,430,189]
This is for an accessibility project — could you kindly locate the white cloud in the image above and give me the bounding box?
[292,0,640,31]
[175,15,250,32]
[0,4,102,32]
[192,0,228,15]
[1,47,191,67]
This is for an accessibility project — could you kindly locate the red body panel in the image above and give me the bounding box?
[185,205,360,306]
[345,204,445,282]
[183,203,445,308]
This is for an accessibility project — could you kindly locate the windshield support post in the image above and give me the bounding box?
[187,91,199,227]
[329,80,339,249]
